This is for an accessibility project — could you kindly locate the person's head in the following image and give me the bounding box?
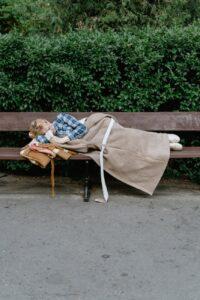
[29,118,51,139]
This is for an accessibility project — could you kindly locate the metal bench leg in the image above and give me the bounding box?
[83,160,90,202]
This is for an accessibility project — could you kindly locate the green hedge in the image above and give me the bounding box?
[0,26,199,183]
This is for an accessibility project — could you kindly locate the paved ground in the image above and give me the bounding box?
[0,175,200,300]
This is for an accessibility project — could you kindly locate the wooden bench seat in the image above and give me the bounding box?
[0,111,199,200]
[0,146,200,160]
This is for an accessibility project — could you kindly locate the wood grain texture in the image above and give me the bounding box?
[0,147,200,159]
[0,112,200,131]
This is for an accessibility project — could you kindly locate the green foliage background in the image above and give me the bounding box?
[0,0,199,183]
[0,0,200,34]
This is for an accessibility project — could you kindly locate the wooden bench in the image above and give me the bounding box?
[0,112,200,201]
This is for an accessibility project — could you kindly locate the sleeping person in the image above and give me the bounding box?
[29,112,87,145]
[29,112,182,151]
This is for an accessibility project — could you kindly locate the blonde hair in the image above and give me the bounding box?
[29,118,45,139]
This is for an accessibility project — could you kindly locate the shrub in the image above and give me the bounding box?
[0,26,199,182]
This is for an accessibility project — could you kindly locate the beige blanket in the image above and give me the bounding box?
[52,112,170,196]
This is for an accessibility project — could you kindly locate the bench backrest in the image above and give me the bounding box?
[0,112,199,132]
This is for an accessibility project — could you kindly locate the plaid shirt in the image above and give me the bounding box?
[36,113,87,143]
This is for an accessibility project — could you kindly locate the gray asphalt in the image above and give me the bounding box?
[0,175,200,300]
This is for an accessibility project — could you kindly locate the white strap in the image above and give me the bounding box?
[100,118,115,202]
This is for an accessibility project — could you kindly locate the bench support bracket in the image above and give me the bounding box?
[83,160,90,202]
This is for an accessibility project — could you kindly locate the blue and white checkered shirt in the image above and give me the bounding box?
[36,112,87,144]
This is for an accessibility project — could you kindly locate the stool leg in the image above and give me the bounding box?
[83,160,90,202]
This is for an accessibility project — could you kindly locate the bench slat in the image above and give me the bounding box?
[0,112,200,131]
[0,147,199,160]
